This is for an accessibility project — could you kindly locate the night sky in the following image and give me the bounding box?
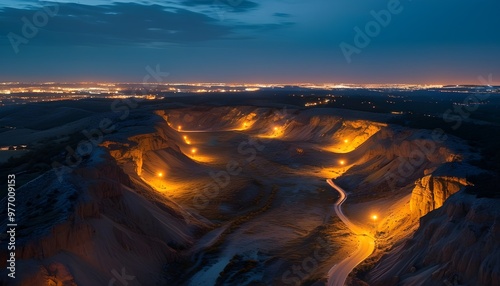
[1,0,499,84]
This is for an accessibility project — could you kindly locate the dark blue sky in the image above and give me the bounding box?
[1,0,499,84]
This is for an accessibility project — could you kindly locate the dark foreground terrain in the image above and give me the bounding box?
[0,87,499,285]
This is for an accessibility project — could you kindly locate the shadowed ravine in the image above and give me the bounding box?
[1,104,495,286]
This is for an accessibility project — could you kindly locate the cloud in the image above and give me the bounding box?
[0,3,235,47]
[0,1,294,49]
[181,0,259,13]
[273,12,290,18]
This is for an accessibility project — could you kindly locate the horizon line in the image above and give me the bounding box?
[0,81,496,87]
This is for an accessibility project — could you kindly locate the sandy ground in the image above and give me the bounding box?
[131,107,418,285]
[145,106,468,285]
[130,114,370,285]
[1,103,470,286]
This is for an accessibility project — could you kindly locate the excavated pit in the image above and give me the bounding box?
[0,105,481,286]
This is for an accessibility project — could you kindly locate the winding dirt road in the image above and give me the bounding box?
[326,179,375,286]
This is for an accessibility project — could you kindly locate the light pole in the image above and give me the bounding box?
[371,214,378,232]
[191,148,197,159]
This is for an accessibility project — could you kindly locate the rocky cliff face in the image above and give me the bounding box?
[104,123,180,175]
[410,175,471,219]
[369,191,500,286]
[0,149,205,286]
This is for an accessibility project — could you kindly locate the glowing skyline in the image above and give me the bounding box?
[1,0,499,84]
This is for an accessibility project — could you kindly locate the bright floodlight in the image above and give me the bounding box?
[339,160,346,165]
[191,148,197,154]
[178,125,182,131]
[344,139,349,143]
[274,126,278,131]
[158,172,163,177]
[372,215,378,221]
[183,135,187,139]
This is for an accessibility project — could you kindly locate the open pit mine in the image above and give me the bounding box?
[1,102,499,286]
